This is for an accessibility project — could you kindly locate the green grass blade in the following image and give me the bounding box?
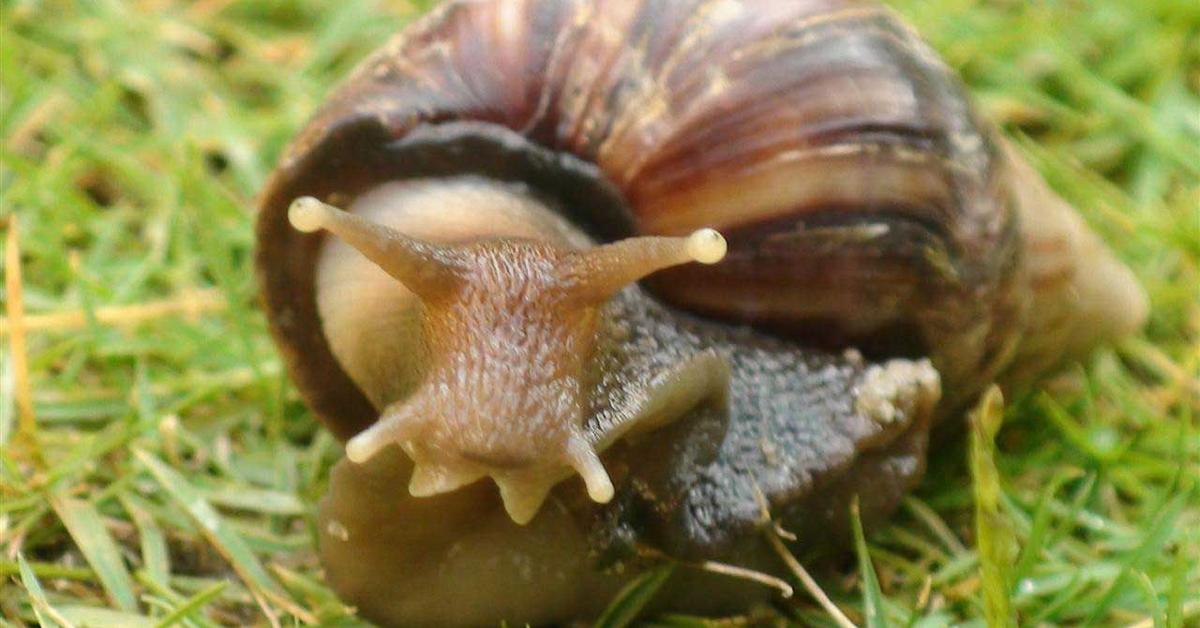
[152,581,227,628]
[968,386,1016,628]
[903,497,967,556]
[132,449,288,605]
[851,496,888,628]
[56,607,154,628]
[964,389,1022,628]
[1012,470,1077,585]
[1167,545,1186,628]
[17,553,60,628]
[48,491,139,611]
[1083,490,1190,624]
[119,493,171,586]
[269,563,356,615]
[202,485,305,516]
[0,559,94,582]
[134,571,221,628]
[1133,570,1167,628]
[593,563,676,628]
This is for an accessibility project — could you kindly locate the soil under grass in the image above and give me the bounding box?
[2,0,1197,626]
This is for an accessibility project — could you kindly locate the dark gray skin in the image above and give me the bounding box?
[316,282,939,626]
[580,278,938,561]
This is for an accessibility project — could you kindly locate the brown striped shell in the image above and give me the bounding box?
[256,0,1142,439]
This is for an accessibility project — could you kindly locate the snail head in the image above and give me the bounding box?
[288,196,726,524]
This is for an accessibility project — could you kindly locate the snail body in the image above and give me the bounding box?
[255,0,1146,624]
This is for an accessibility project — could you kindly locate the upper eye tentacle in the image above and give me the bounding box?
[564,228,726,303]
[289,196,463,299]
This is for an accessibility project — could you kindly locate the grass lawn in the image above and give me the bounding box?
[2,0,1197,625]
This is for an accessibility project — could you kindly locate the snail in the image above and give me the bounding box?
[254,0,1148,625]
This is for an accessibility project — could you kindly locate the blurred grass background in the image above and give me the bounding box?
[1,0,1197,625]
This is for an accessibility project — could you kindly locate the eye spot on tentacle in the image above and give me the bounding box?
[288,196,331,233]
[686,228,727,264]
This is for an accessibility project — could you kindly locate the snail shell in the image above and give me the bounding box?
[254,0,1146,624]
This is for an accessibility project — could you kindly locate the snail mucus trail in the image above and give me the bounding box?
[288,194,727,524]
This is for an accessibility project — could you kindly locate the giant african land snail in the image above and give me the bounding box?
[254,0,1147,624]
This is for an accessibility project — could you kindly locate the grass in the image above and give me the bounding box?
[1,0,1197,625]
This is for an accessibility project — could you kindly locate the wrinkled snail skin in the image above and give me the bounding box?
[253,0,1147,625]
[316,279,940,625]
[296,185,729,522]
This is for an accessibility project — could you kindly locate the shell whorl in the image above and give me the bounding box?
[256,0,1141,436]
